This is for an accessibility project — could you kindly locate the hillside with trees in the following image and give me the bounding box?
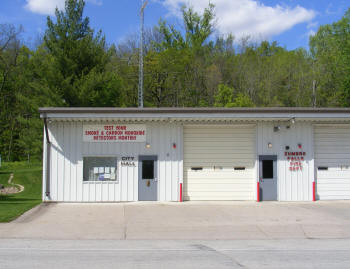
[0,0,350,161]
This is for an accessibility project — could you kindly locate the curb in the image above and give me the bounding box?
[12,203,52,223]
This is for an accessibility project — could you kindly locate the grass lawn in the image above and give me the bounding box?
[0,161,42,222]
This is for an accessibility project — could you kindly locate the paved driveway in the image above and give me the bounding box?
[0,201,350,240]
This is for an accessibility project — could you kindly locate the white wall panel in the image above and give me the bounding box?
[42,128,47,201]
[45,122,182,202]
[50,122,58,201]
[314,125,350,200]
[63,122,71,201]
[257,122,314,201]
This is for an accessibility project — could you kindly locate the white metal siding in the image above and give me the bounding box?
[315,125,350,200]
[257,122,314,201]
[46,122,182,202]
[42,128,47,201]
[183,125,256,200]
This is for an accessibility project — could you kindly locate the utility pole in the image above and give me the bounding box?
[312,80,317,108]
[138,0,148,108]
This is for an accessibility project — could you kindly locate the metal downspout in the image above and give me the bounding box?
[43,116,51,198]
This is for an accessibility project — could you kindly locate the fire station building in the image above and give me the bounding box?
[39,107,350,202]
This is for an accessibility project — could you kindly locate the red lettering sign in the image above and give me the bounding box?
[285,151,306,172]
[83,124,146,142]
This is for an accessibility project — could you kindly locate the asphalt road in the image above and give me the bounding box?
[1,239,350,269]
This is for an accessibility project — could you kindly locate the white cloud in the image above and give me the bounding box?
[307,29,316,37]
[158,0,316,40]
[25,0,65,15]
[307,21,318,30]
[86,0,103,6]
[24,0,103,15]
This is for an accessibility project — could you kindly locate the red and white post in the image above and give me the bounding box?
[179,183,183,202]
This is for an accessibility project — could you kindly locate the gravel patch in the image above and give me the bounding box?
[0,174,24,195]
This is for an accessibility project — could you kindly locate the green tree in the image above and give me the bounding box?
[214,84,254,107]
[0,25,58,161]
[310,8,350,106]
[154,4,216,106]
[43,0,123,106]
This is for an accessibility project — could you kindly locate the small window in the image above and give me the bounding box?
[262,160,273,179]
[83,157,117,181]
[142,160,154,179]
[318,167,328,171]
[234,167,246,171]
[191,167,203,171]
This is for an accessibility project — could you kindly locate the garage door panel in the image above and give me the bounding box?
[317,185,350,191]
[185,177,254,183]
[184,132,255,137]
[315,144,350,150]
[184,153,255,159]
[185,148,255,153]
[185,180,254,185]
[317,175,350,182]
[316,171,350,179]
[315,134,350,139]
[318,195,350,200]
[315,125,350,200]
[315,147,350,153]
[183,161,255,165]
[316,162,350,167]
[184,125,256,201]
[184,139,254,145]
[185,126,254,132]
[184,184,255,192]
[184,172,255,179]
[184,193,254,201]
[318,190,350,195]
[316,153,350,159]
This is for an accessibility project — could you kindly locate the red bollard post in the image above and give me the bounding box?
[180,183,183,202]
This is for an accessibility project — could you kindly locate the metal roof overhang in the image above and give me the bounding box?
[39,107,350,123]
[39,114,350,123]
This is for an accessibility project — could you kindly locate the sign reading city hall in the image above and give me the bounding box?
[83,124,146,142]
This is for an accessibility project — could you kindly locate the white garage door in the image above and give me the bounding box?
[183,125,256,200]
[314,125,350,200]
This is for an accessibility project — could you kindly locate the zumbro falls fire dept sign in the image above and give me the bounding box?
[83,124,146,142]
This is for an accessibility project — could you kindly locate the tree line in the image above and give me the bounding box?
[0,0,350,161]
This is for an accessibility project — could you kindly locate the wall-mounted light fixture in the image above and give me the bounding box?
[268,143,273,148]
[273,126,281,132]
[146,143,151,149]
[290,117,295,124]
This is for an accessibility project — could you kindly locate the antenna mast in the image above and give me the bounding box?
[138,0,148,108]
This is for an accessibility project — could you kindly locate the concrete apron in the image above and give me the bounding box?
[0,201,350,240]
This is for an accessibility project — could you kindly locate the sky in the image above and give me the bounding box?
[0,0,349,50]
